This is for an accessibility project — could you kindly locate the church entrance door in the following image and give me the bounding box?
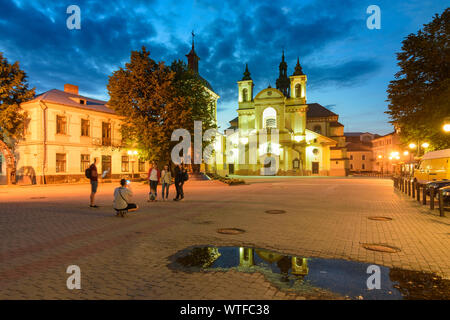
[312,162,319,175]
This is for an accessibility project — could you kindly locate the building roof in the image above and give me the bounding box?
[345,132,367,137]
[371,131,396,141]
[346,142,372,152]
[25,89,115,114]
[196,74,215,92]
[306,103,337,118]
[329,121,344,127]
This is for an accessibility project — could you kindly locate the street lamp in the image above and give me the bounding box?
[127,150,138,178]
[444,124,450,132]
[409,143,417,149]
[421,142,429,149]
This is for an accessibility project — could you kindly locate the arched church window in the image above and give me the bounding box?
[313,125,321,134]
[263,107,277,129]
[242,88,248,102]
[295,84,302,98]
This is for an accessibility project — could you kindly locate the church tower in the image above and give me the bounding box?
[238,64,254,104]
[186,31,199,73]
[276,50,290,97]
[289,57,307,103]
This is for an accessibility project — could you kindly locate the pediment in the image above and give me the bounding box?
[254,88,284,100]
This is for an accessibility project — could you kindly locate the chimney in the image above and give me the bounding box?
[64,84,79,95]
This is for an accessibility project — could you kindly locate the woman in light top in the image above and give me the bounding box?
[160,164,172,201]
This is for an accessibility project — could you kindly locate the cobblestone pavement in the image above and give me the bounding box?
[0,177,448,299]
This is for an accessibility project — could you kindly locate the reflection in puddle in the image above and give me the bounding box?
[170,246,450,300]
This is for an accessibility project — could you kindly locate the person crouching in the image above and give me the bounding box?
[114,179,138,212]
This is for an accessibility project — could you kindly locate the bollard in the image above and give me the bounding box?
[422,186,427,205]
[438,189,445,217]
[430,187,435,210]
[417,184,421,202]
[408,180,411,196]
[412,181,415,198]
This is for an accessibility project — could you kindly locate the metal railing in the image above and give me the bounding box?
[393,176,447,217]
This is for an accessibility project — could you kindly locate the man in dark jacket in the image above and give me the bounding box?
[173,164,185,201]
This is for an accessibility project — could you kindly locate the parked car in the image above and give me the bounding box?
[414,149,450,184]
[440,185,450,204]
[425,180,450,197]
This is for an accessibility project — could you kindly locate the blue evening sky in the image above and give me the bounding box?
[0,0,448,134]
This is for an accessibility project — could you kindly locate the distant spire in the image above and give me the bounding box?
[293,57,304,76]
[276,49,290,96]
[242,64,252,81]
[186,31,200,73]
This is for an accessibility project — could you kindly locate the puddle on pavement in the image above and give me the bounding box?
[169,246,450,300]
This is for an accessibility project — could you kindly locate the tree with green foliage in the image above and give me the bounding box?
[107,47,216,164]
[0,53,35,146]
[386,8,450,151]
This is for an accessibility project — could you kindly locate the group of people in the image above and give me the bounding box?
[146,162,188,202]
[86,158,189,213]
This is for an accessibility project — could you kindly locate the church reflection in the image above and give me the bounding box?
[239,247,309,283]
[176,246,309,285]
[173,245,448,299]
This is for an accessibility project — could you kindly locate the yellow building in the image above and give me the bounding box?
[227,53,349,176]
[371,130,403,174]
[5,37,219,185]
[13,84,148,184]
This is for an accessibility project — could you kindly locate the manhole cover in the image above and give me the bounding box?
[362,243,401,253]
[265,209,286,214]
[30,197,47,199]
[217,228,245,235]
[368,216,393,221]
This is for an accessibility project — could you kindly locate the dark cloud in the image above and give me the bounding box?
[0,0,380,104]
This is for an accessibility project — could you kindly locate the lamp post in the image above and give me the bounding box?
[127,150,138,179]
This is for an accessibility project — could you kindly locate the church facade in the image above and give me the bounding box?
[226,53,349,176]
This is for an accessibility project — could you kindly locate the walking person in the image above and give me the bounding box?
[160,164,172,201]
[173,164,183,201]
[174,164,188,201]
[113,179,138,213]
[87,157,99,208]
[147,161,160,202]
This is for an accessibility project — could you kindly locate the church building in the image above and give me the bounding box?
[227,52,349,176]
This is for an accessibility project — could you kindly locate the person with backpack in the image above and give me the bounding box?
[160,164,172,201]
[86,157,99,208]
[147,161,160,202]
[113,179,138,213]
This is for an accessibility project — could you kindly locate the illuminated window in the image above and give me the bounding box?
[138,159,146,172]
[263,107,277,129]
[242,88,248,102]
[81,154,90,172]
[81,119,90,137]
[56,115,67,134]
[56,153,66,173]
[102,122,111,146]
[295,84,301,98]
[121,156,129,172]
